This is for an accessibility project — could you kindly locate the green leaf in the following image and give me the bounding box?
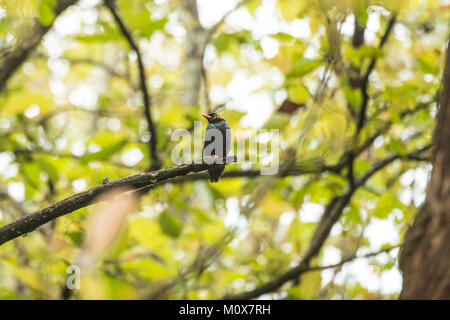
[343,84,362,109]
[386,138,407,155]
[344,46,383,67]
[36,158,59,182]
[214,33,244,54]
[38,0,56,27]
[80,140,127,164]
[0,288,17,300]
[75,23,121,43]
[245,0,263,15]
[354,3,369,25]
[373,193,404,219]
[20,161,42,190]
[7,264,45,291]
[286,84,310,104]
[288,58,323,78]
[159,211,182,238]
[278,0,300,21]
[213,31,261,54]
[344,204,362,223]
[354,159,372,176]
[138,17,167,37]
[417,55,438,75]
[298,270,322,299]
[192,208,213,223]
[262,113,290,130]
[273,32,295,43]
[67,231,84,246]
[76,33,122,43]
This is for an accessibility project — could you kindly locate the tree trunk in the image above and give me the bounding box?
[399,42,450,299]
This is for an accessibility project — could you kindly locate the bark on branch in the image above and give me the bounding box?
[355,14,396,135]
[0,156,237,247]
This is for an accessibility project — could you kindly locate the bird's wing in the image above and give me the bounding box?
[203,122,231,158]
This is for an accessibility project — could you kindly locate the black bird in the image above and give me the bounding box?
[201,113,231,183]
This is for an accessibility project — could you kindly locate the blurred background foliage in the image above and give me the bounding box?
[0,0,448,299]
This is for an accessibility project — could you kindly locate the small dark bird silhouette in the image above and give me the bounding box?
[201,113,231,183]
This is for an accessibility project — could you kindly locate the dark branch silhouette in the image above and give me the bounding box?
[400,40,450,300]
[104,0,161,170]
[224,146,429,300]
[0,156,237,247]
[0,0,78,92]
[356,15,397,135]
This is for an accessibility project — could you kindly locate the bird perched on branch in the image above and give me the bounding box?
[201,113,231,183]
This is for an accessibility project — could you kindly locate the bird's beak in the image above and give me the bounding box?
[201,113,211,119]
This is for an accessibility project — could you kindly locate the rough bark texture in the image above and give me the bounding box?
[0,156,236,247]
[399,43,450,300]
[224,145,430,300]
[0,0,78,92]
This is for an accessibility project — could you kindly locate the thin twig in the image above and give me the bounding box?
[356,15,397,135]
[104,0,161,170]
[298,245,400,273]
[224,146,429,300]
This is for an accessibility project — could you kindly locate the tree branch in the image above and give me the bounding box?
[295,245,400,273]
[0,156,237,247]
[223,146,429,300]
[356,14,397,135]
[352,15,366,48]
[104,0,161,170]
[0,0,78,92]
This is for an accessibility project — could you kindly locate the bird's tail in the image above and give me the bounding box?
[208,165,225,183]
